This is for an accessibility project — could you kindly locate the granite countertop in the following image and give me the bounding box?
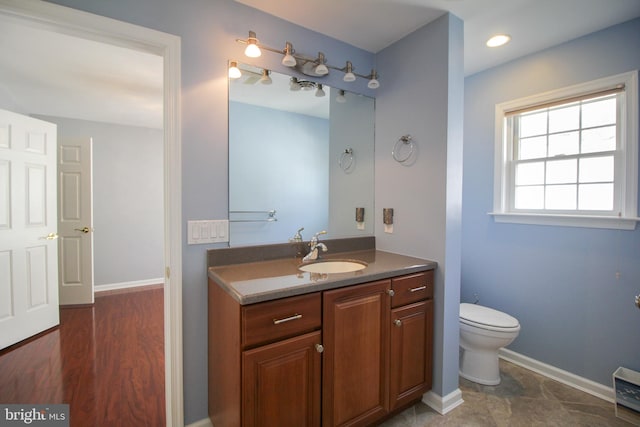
[208,249,437,305]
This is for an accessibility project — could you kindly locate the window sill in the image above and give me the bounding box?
[488,212,640,230]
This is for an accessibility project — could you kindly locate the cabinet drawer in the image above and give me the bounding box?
[242,292,321,348]
[391,271,433,308]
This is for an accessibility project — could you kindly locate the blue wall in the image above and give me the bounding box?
[43,0,375,423]
[376,13,464,398]
[462,18,640,386]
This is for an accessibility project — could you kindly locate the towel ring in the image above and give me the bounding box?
[339,148,355,172]
[392,135,415,163]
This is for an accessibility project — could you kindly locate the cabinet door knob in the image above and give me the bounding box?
[315,344,324,353]
[387,289,395,297]
[635,294,640,309]
[394,319,402,327]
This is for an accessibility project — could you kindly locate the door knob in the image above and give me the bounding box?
[394,319,402,327]
[74,227,91,234]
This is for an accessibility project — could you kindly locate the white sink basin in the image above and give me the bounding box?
[298,259,367,274]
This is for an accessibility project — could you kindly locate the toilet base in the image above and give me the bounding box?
[459,347,501,386]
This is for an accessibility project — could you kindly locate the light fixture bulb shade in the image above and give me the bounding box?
[315,63,329,75]
[368,78,380,89]
[244,43,261,58]
[244,31,261,57]
[316,84,325,97]
[282,54,296,67]
[343,72,356,82]
[289,77,301,91]
[228,61,241,79]
[336,90,347,103]
[260,70,272,85]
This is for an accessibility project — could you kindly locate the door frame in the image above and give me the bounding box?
[0,1,183,425]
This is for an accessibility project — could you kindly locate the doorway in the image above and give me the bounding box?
[0,1,183,425]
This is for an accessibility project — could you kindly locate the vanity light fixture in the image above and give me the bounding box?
[486,34,511,47]
[228,61,242,79]
[282,42,297,67]
[336,90,347,103]
[260,69,272,85]
[244,31,262,57]
[314,52,329,76]
[315,84,325,97]
[368,70,380,89]
[235,30,380,88]
[343,61,356,82]
[290,77,302,91]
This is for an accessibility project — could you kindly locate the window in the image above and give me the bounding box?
[492,71,639,229]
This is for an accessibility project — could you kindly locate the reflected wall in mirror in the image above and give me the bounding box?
[229,64,375,246]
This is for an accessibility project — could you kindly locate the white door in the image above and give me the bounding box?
[58,137,94,305]
[0,109,59,350]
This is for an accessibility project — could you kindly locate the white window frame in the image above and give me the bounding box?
[491,71,640,230]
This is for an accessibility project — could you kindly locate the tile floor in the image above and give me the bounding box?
[380,359,634,426]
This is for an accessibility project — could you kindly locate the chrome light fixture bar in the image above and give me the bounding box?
[236,30,380,89]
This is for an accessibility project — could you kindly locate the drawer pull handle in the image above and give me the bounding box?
[273,314,302,325]
[387,289,395,297]
[394,319,402,327]
[409,285,427,292]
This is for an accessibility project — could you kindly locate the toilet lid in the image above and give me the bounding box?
[460,303,519,329]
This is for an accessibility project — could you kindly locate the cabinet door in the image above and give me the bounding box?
[389,300,433,411]
[323,280,391,427]
[242,331,322,427]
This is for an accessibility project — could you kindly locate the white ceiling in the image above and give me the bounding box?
[1,0,639,128]
[235,0,640,76]
[0,17,164,129]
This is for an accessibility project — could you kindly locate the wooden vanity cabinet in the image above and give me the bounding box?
[208,269,433,427]
[242,330,322,427]
[322,271,434,426]
[208,279,322,427]
[322,280,391,427]
[389,272,434,411]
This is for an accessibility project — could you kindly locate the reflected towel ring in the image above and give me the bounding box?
[392,135,415,163]
[339,148,355,172]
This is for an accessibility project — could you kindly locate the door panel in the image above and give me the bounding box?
[0,109,59,350]
[58,137,93,305]
[323,280,390,427]
[389,300,433,410]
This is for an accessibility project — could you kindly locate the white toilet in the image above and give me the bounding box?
[459,303,520,385]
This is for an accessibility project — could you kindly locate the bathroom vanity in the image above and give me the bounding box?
[207,241,436,426]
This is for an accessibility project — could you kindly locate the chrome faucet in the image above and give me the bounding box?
[289,227,304,243]
[302,230,328,262]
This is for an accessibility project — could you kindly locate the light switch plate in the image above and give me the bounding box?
[187,220,229,244]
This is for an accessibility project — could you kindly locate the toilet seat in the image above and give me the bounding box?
[460,303,520,332]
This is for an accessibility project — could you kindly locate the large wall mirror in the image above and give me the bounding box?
[229,63,375,246]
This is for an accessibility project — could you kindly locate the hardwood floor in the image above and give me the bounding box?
[0,286,165,427]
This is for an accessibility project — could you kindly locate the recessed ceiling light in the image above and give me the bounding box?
[486,34,511,48]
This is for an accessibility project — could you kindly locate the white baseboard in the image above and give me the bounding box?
[499,348,615,403]
[186,418,212,427]
[94,277,164,293]
[423,388,464,415]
